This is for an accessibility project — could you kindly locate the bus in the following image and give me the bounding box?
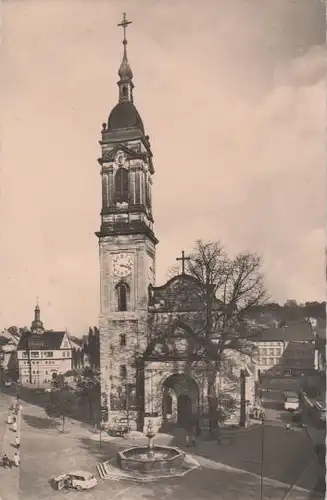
[283,391,299,411]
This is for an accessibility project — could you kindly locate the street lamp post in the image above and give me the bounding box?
[260,415,265,500]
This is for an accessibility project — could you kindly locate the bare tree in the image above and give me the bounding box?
[161,239,267,427]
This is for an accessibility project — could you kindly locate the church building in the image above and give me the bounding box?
[97,15,255,432]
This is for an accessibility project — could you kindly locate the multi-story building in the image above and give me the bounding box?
[17,303,73,386]
[253,320,316,378]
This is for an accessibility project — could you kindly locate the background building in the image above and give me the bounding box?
[253,320,316,378]
[17,304,73,387]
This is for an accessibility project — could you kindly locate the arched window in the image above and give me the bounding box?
[116,282,129,311]
[115,168,129,203]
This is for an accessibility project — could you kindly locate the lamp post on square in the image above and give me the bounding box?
[260,414,265,500]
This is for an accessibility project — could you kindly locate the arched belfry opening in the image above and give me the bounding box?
[116,282,130,311]
[115,168,129,203]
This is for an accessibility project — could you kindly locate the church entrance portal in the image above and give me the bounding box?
[161,374,199,426]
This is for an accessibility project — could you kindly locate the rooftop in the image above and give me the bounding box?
[17,330,70,351]
[252,320,315,343]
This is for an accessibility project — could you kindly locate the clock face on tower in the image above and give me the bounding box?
[112,253,133,278]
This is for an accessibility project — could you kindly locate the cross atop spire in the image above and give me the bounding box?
[176,250,191,274]
[118,13,132,46]
[117,13,134,102]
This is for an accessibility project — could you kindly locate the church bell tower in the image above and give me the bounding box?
[97,14,158,425]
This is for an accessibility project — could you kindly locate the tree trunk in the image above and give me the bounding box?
[207,370,218,433]
[88,396,93,420]
[136,361,145,432]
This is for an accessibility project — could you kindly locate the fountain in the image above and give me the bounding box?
[117,420,185,474]
[97,419,200,481]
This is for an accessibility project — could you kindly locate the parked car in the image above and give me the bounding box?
[107,417,131,437]
[53,471,97,491]
[4,380,12,387]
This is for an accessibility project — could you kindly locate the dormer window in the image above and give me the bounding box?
[115,168,129,203]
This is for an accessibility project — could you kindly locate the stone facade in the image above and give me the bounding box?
[97,23,255,431]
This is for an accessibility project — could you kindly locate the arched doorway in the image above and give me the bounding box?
[161,373,199,426]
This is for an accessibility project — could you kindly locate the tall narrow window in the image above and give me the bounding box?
[116,282,129,311]
[120,365,127,378]
[115,168,129,203]
[120,334,126,347]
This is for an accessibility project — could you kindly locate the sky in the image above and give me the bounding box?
[0,0,325,335]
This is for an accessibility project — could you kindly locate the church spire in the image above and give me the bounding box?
[117,13,134,103]
[31,298,44,334]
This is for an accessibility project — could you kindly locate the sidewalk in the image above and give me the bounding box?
[0,399,20,500]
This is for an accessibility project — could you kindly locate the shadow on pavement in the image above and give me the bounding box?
[78,436,124,464]
[22,413,59,431]
[2,384,97,428]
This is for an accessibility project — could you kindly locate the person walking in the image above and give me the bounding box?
[185,415,196,447]
[7,413,12,425]
[15,435,20,450]
[11,420,17,432]
[12,452,20,467]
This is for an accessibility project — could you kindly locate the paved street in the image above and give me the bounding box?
[0,378,324,500]
[0,376,323,500]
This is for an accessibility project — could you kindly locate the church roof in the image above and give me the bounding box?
[108,101,144,133]
[149,274,214,313]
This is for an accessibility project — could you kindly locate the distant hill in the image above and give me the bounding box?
[251,301,326,325]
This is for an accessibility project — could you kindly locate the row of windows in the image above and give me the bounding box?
[20,360,57,365]
[22,351,70,358]
[21,378,52,384]
[21,370,52,375]
[258,342,284,346]
[259,348,283,356]
[259,358,280,366]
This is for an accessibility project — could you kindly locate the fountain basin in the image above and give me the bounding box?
[117,445,185,474]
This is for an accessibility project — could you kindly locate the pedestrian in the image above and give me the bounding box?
[2,454,10,469]
[215,422,222,445]
[286,423,290,432]
[11,421,17,432]
[191,419,197,447]
[7,414,12,425]
[12,416,16,424]
[185,415,196,447]
[12,452,20,467]
[15,435,20,449]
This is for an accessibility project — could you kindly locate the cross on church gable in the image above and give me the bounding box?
[176,250,191,274]
[148,275,206,313]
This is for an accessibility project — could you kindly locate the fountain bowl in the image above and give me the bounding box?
[117,445,185,474]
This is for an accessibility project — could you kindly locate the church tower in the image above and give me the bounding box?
[97,14,158,425]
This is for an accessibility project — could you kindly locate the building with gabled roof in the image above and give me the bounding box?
[17,303,72,387]
[252,320,316,377]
